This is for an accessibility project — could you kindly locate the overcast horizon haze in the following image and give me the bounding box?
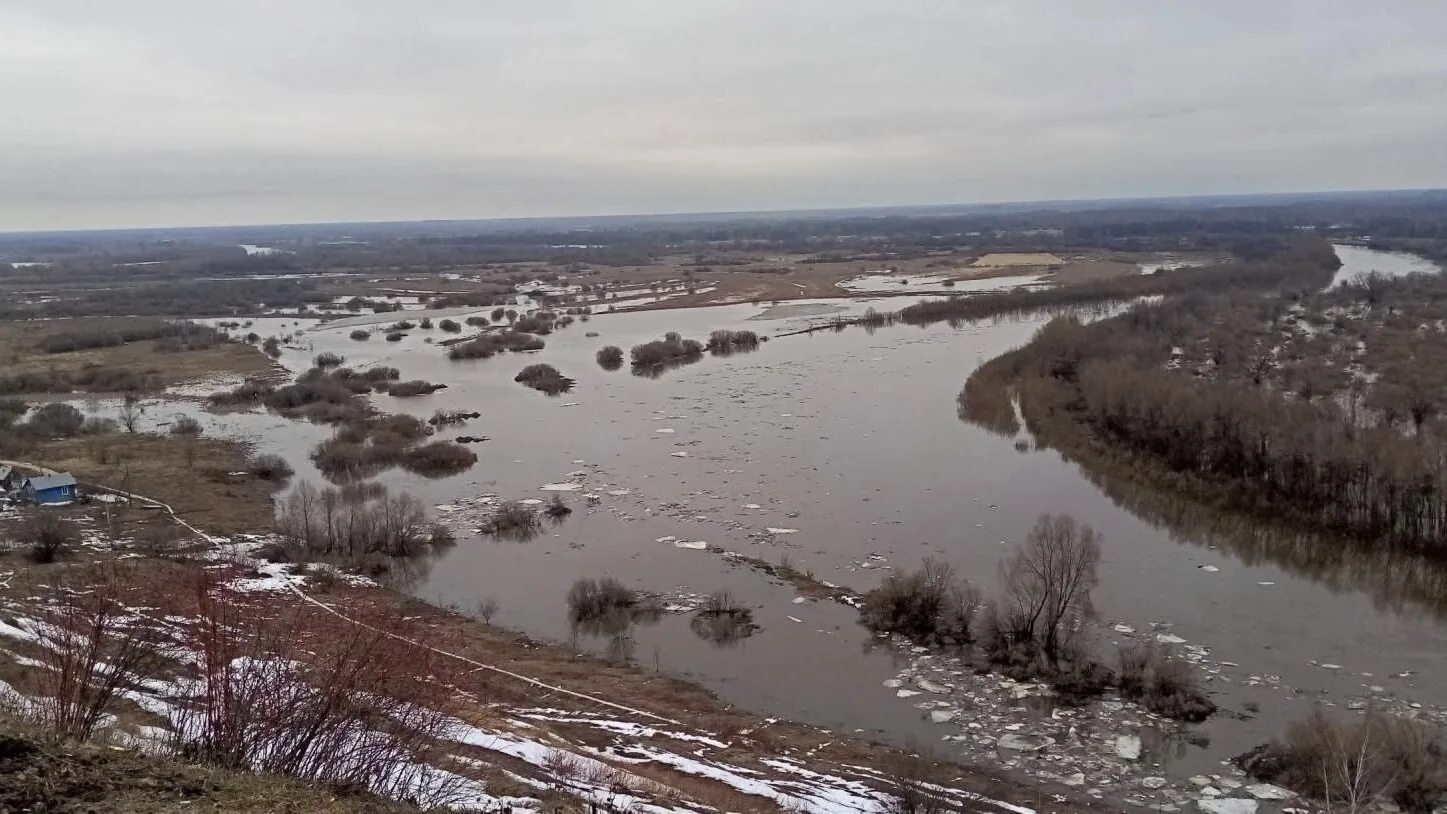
[4,1,1447,232]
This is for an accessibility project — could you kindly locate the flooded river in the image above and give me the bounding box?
[99,246,1447,801]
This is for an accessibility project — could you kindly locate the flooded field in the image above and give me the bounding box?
[81,246,1447,806]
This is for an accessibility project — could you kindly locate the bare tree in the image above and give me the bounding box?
[117,394,144,433]
[1000,514,1101,664]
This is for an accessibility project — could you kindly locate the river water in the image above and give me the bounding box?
[94,246,1446,798]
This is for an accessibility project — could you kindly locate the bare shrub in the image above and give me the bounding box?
[349,329,370,341]
[313,352,345,369]
[169,415,203,437]
[24,511,75,563]
[482,500,539,539]
[706,329,761,356]
[32,567,162,740]
[596,345,624,371]
[630,332,704,370]
[690,591,758,647]
[883,751,947,814]
[1241,709,1447,812]
[514,364,575,395]
[28,403,85,437]
[173,584,469,807]
[1116,643,1216,722]
[249,453,294,482]
[384,380,446,397]
[544,493,572,517]
[447,332,545,360]
[860,558,980,647]
[276,481,442,566]
[400,441,476,477]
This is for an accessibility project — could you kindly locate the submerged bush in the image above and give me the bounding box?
[250,453,295,482]
[860,558,980,648]
[596,345,624,371]
[447,331,545,360]
[630,332,704,370]
[514,363,574,395]
[349,330,370,341]
[1116,643,1216,722]
[383,380,446,397]
[1240,709,1447,812]
[314,352,345,369]
[400,441,476,477]
[706,329,761,355]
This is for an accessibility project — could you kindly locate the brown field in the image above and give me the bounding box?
[0,317,275,390]
[16,433,279,534]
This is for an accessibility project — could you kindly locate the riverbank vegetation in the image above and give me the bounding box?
[1239,709,1446,812]
[861,514,1213,719]
[962,265,1447,552]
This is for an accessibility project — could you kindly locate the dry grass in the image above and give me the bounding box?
[0,317,275,391]
[0,714,414,813]
[27,433,280,534]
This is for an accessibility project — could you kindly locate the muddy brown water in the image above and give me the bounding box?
[76,248,1447,786]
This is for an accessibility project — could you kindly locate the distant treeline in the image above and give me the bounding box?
[8,190,1447,280]
[0,279,326,318]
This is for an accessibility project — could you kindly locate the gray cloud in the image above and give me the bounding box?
[2,0,1446,230]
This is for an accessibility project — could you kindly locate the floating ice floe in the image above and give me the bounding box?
[673,540,708,550]
[1114,734,1143,760]
[607,489,632,496]
[655,428,676,434]
[1199,565,1220,572]
[670,451,689,458]
[540,483,584,492]
[1155,633,1187,645]
[518,499,544,506]
[765,527,798,535]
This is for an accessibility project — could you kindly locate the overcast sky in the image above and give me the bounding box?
[3,1,1446,231]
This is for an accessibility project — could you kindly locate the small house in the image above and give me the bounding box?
[0,465,16,492]
[21,473,79,504]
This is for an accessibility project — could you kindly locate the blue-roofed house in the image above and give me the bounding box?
[21,473,79,504]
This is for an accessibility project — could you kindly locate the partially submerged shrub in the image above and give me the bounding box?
[514,363,574,395]
[170,415,203,437]
[630,332,704,370]
[400,441,476,477]
[383,380,446,397]
[706,329,761,355]
[428,409,479,427]
[27,403,85,437]
[249,453,294,482]
[349,329,370,341]
[482,500,538,538]
[1240,709,1447,812]
[544,493,572,517]
[567,577,640,624]
[314,352,345,369]
[860,558,980,648]
[690,590,758,647]
[596,345,624,371]
[1114,644,1215,721]
[437,319,462,333]
[447,331,545,360]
